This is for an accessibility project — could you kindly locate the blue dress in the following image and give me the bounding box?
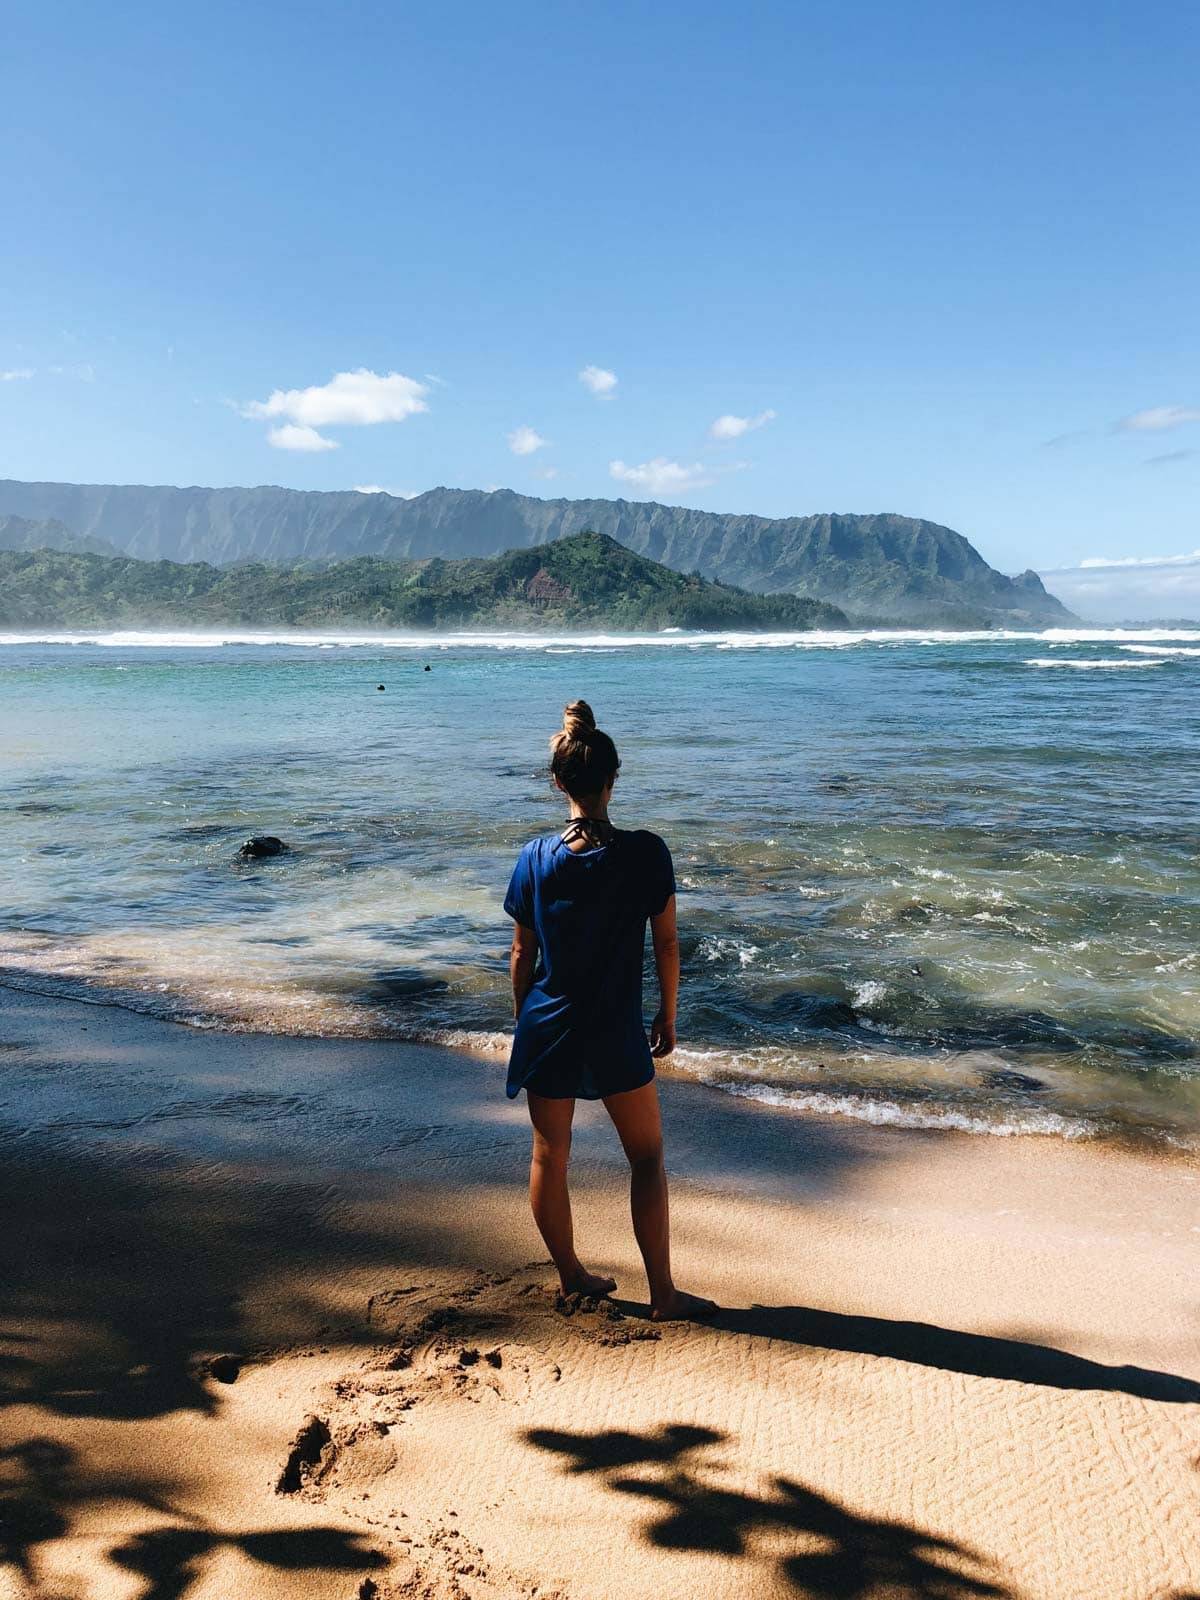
[504,828,676,1100]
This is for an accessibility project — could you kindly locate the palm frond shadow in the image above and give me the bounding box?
[526,1423,1014,1598]
[108,1525,386,1600]
[0,1436,385,1600]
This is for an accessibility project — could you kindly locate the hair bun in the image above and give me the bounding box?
[561,699,596,740]
[549,700,620,796]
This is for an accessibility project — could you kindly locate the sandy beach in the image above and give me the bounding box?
[2,979,1198,1600]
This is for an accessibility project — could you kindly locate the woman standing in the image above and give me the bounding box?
[504,701,715,1321]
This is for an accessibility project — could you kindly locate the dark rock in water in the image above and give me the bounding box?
[377,683,386,691]
[238,835,288,859]
[984,1068,1047,1093]
[423,664,431,671]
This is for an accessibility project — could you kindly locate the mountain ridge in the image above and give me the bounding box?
[0,479,1074,626]
[0,531,850,632]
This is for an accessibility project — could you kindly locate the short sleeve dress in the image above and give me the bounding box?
[503,828,676,1100]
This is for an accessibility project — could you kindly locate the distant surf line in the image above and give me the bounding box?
[2,627,1200,651]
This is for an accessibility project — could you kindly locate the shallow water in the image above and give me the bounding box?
[2,626,1197,1146]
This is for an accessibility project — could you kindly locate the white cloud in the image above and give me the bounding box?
[1,367,34,381]
[1077,548,1200,569]
[535,466,559,481]
[243,367,428,451]
[353,484,419,498]
[508,425,548,456]
[244,368,428,428]
[579,364,618,397]
[1117,405,1200,433]
[268,423,339,452]
[609,457,716,497]
[708,408,776,441]
[1040,550,1200,621]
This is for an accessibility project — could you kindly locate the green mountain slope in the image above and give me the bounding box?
[0,532,849,631]
[0,479,1075,626]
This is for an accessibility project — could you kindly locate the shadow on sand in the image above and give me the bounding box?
[601,1302,1200,1404]
[526,1421,1014,1599]
[0,1437,385,1600]
[0,982,893,1595]
[0,1122,457,1593]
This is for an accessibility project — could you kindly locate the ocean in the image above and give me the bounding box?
[2,625,1197,1147]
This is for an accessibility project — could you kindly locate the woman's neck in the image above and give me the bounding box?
[568,798,609,821]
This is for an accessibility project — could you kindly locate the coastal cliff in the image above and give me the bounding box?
[0,480,1075,626]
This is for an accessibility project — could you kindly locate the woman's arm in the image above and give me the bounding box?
[649,894,679,1057]
[510,922,539,1018]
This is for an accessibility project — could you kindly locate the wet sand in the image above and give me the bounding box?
[1,980,1198,1599]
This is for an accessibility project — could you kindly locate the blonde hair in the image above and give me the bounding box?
[549,700,620,797]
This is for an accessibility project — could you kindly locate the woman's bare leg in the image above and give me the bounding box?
[602,1081,716,1321]
[526,1091,616,1297]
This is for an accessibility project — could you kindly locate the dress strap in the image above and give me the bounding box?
[561,816,616,848]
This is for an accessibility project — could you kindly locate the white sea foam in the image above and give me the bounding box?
[1119,644,1200,657]
[1154,954,1197,974]
[409,1025,511,1056]
[1024,658,1164,669]
[851,979,888,1008]
[698,936,761,967]
[719,1083,1094,1139]
[2,626,1199,651]
[1031,627,1200,641]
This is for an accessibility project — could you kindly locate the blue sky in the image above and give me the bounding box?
[2,0,1197,613]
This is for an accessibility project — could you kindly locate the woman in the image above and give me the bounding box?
[504,700,715,1321]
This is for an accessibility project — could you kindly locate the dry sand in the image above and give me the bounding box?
[1,981,1197,1599]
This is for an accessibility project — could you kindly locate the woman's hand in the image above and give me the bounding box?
[650,897,680,1059]
[509,923,538,1018]
[649,1012,676,1057]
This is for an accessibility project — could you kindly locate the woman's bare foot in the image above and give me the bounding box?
[560,1267,617,1298]
[650,1289,718,1322]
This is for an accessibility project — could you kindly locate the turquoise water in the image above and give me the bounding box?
[2,626,1198,1145]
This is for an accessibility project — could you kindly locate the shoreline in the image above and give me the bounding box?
[1,965,1194,1155]
[3,983,1198,1598]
